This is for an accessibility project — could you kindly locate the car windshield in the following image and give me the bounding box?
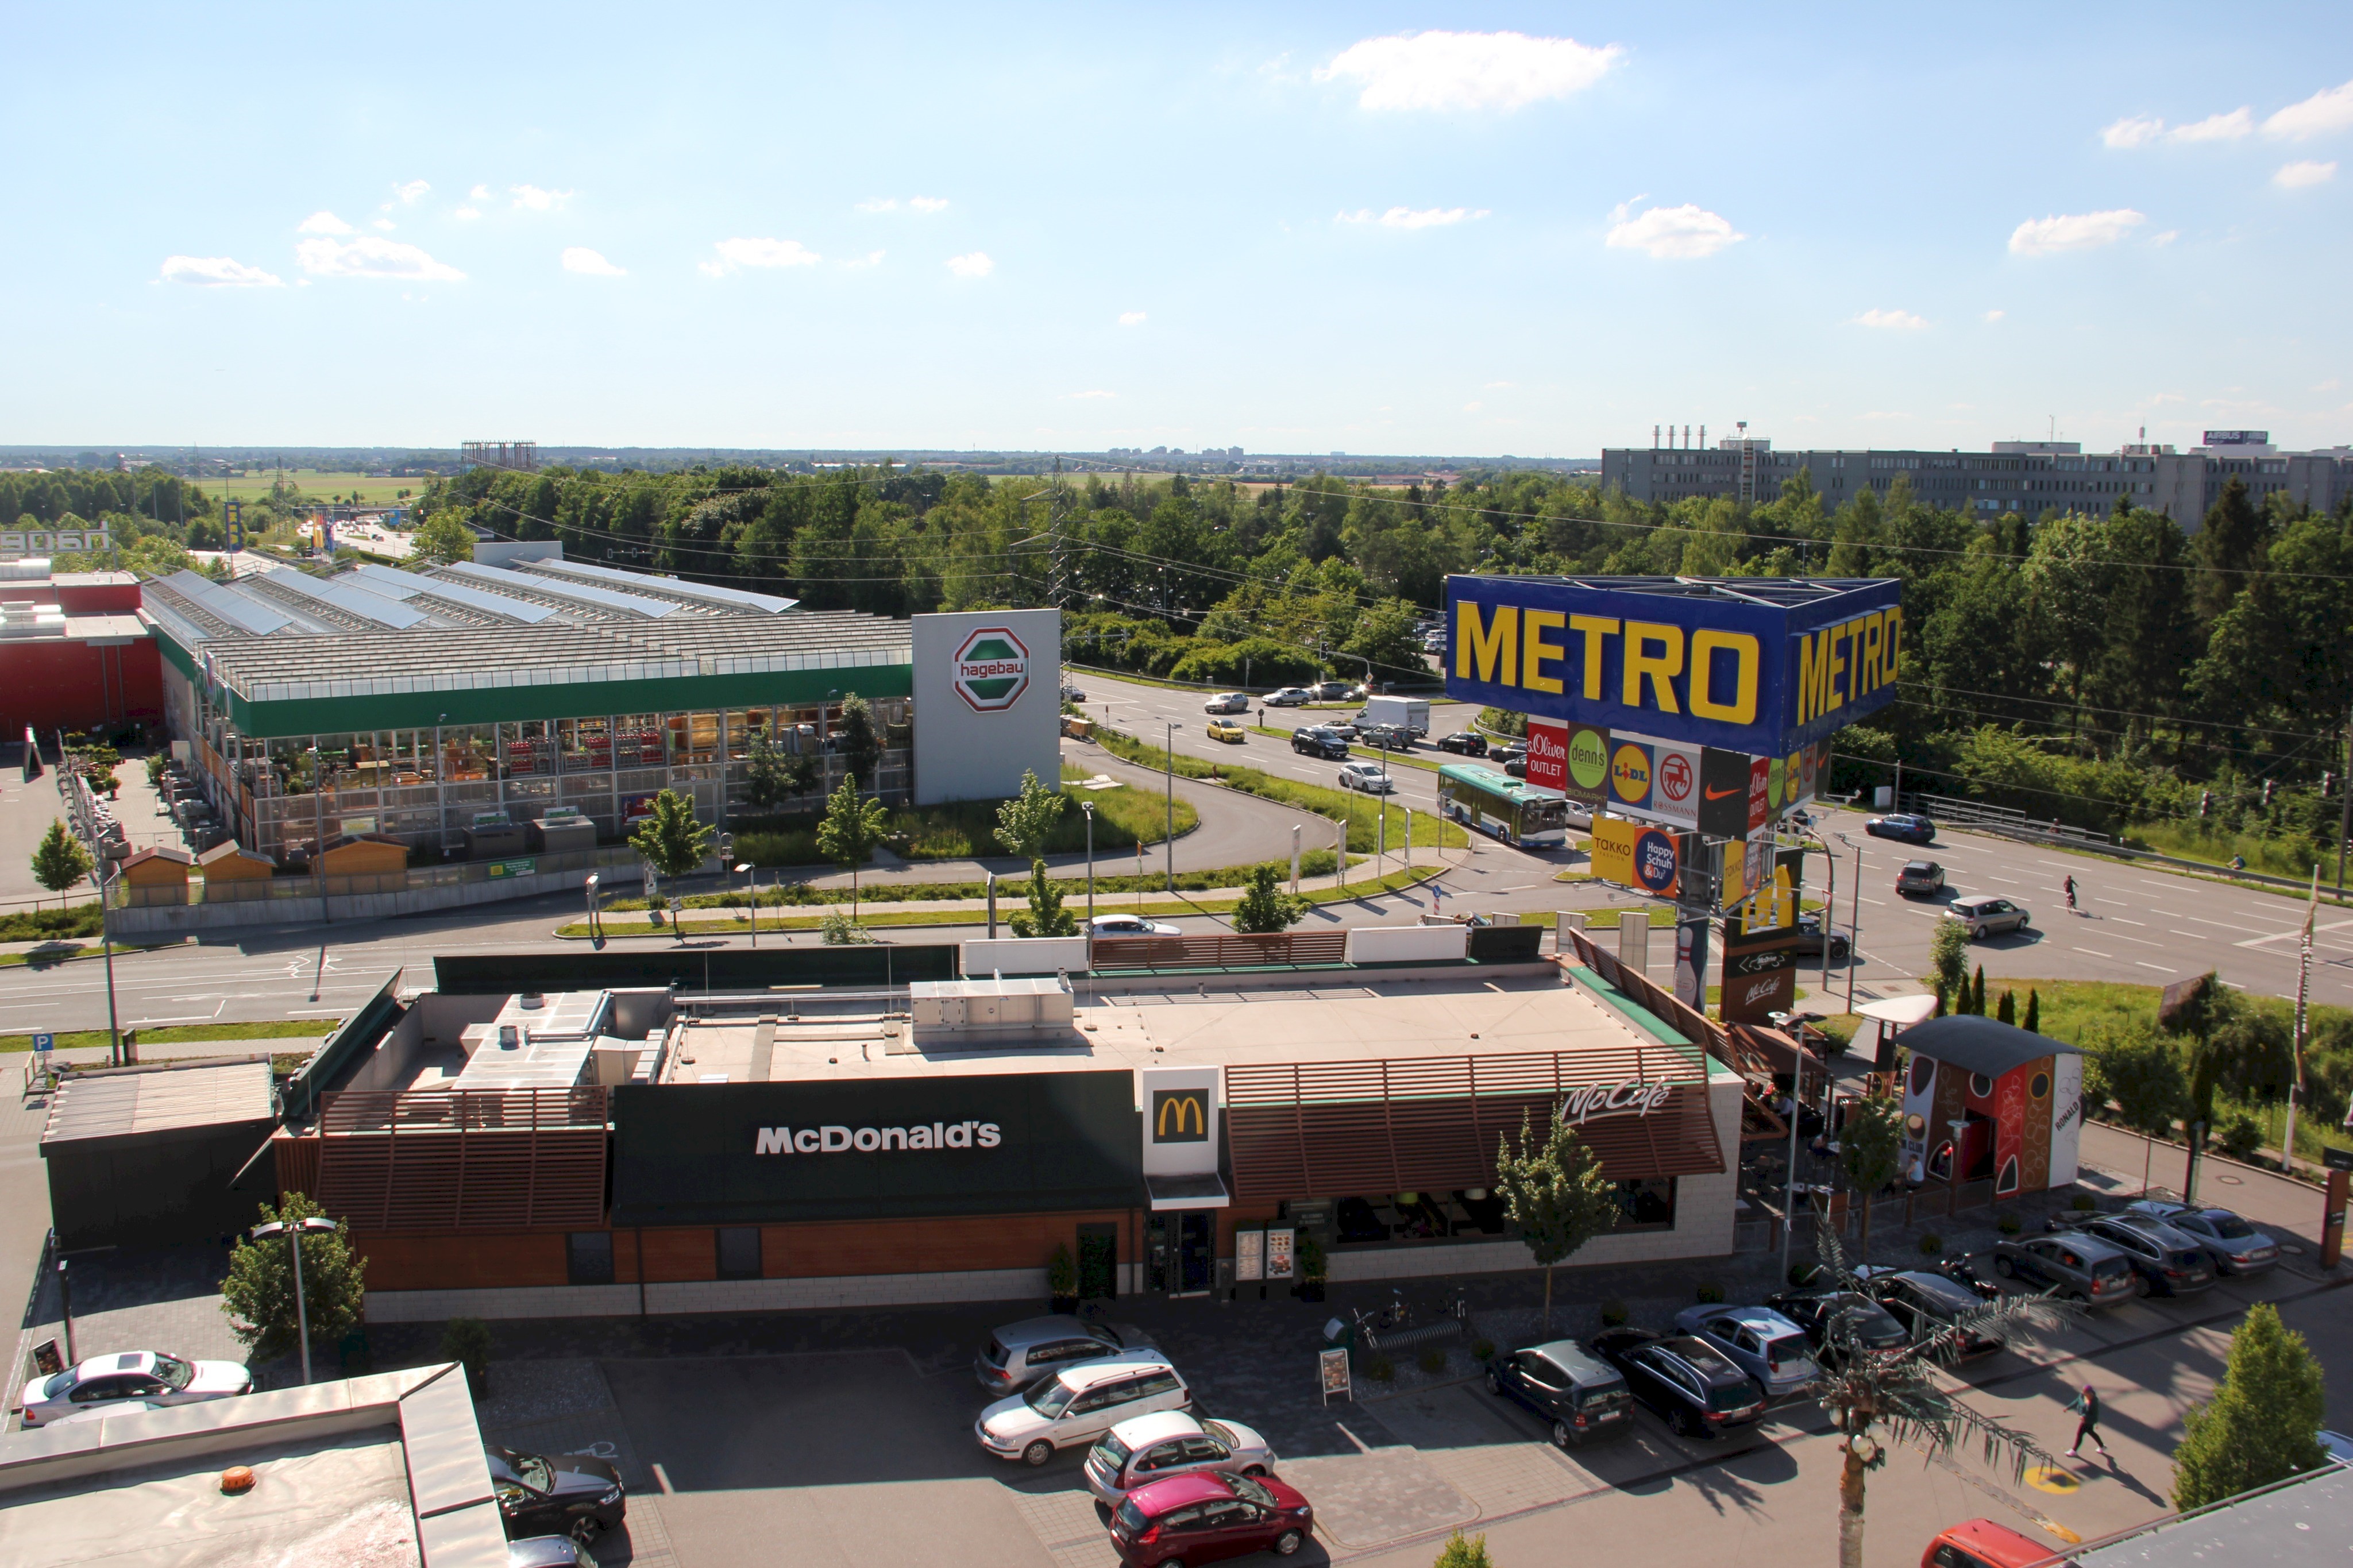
[152,1355,194,1390]
[1704,1377,1758,1412]
[491,1446,555,1492]
[1091,1432,1132,1466]
[983,1337,1011,1367]
[1024,1378,1077,1418]
[2092,1258,2131,1282]
[1763,1335,1812,1372]
[1576,1380,1630,1410]
[1203,1419,1239,1447]
[1230,1474,1275,1507]
[1114,1499,1149,1535]
[2205,1214,2255,1240]
[43,1370,75,1399]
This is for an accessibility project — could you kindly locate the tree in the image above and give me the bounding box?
[2023,990,2040,1034]
[836,692,884,786]
[1808,1218,2072,1568]
[220,1192,367,1364]
[816,775,890,918]
[1233,863,1307,934]
[743,728,814,812]
[994,768,1067,859]
[2192,476,2269,627]
[1433,1532,1494,1568]
[2085,1018,2189,1189]
[2171,1302,2327,1509]
[410,510,476,565]
[1839,1095,1905,1261]
[1970,965,1987,1017]
[1009,858,1078,937]
[627,789,713,924]
[1927,920,1969,1001]
[1494,1109,1621,1332]
[1995,989,2016,1025]
[31,819,92,909]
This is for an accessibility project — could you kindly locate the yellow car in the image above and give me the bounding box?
[1205,718,1248,743]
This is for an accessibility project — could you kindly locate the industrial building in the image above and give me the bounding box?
[1602,428,2353,523]
[0,561,161,737]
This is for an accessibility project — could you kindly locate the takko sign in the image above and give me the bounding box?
[755,1121,1003,1154]
[1556,1079,1676,1124]
[951,626,1032,712]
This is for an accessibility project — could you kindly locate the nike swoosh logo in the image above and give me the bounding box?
[1703,786,1743,799]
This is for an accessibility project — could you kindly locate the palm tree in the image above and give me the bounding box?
[1807,1219,2080,1568]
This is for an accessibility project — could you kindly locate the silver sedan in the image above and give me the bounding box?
[20,1350,252,1428]
[2123,1200,2281,1275]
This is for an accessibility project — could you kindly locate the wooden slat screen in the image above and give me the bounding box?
[1224,1048,1723,1203]
[1559,926,1727,1062]
[314,1088,610,1231]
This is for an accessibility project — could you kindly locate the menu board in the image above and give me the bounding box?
[1235,1229,1264,1283]
[1265,1229,1296,1281]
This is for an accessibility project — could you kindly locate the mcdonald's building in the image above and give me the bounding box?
[252,941,1747,1323]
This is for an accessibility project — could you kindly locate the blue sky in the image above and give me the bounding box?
[6,3,2350,456]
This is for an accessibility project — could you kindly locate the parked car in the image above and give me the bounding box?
[1895,860,1946,897]
[1109,1470,1314,1567]
[1761,1291,1912,1365]
[1307,680,1354,701]
[2063,1215,2216,1297]
[1921,1517,2070,1568]
[1945,895,2031,940]
[978,1357,1192,1467]
[1264,687,1311,706]
[1357,724,1412,751]
[1864,813,1937,844]
[1586,1328,1768,1439]
[977,1315,1159,1395]
[1483,1339,1634,1447]
[1320,719,1360,741]
[18,1350,253,1429]
[1291,727,1350,760]
[1851,1267,2007,1359]
[2121,1200,2281,1275]
[1205,718,1248,744]
[1669,1306,1822,1403]
[1203,692,1249,715]
[1434,732,1488,757]
[1337,762,1395,794]
[1989,1231,2137,1306]
[1091,914,1183,939]
[1084,1411,1276,1504]
[42,1398,172,1427]
[487,1445,627,1543]
[508,1539,598,1568]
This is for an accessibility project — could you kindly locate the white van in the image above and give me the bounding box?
[975,1356,1192,1467]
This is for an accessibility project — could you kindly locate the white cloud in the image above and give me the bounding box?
[2101,114,2165,148]
[372,218,397,231]
[296,235,464,281]
[1067,389,1116,400]
[1853,308,1927,330]
[2169,107,2253,142]
[857,198,898,213]
[699,237,821,275]
[561,246,626,276]
[908,195,949,213]
[1316,29,1622,112]
[859,196,949,214]
[1118,310,1147,326]
[1463,400,1484,414]
[453,207,480,221]
[2150,229,2180,246]
[510,184,571,211]
[159,254,283,288]
[1336,205,1489,228]
[1604,200,1744,260]
[1859,411,1912,422]
[2264,78,2353,140]
[469,184,491,201]
[2275,159,2337,188]
[2007,208,2146,255]
[1983,308,2006,322]
[840,250,886,268]
[946,251,994,277]
[392,179,430,204]
[296,210,353,235]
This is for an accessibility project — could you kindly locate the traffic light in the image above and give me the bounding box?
[2324,771,2335,797]
[2262,779,2275,807]
[2200,790,2211,818]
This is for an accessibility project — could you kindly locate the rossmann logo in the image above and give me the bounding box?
[755,1121,1002,1154]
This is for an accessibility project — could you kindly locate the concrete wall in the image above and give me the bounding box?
[109,859,618,937]
[911,608,1060,806]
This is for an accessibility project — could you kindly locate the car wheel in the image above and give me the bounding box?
[1484,1370,1503,1395]
[569,1519,601,1544]
[1274,1531,1305,1557]
[1668,1405,1698,1438]
[1993,1254,2016,1279]
[1970,925,1987,940]
[1023,1439,1055,1467]
[2132,1276,2151,1298]
[1552,1420,1573,1449]
[1243,1465,1268,1477]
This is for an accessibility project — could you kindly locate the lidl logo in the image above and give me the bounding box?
[1610,742,1653,806]
[952,626,1031,713]
[1152,1089,1209,1142]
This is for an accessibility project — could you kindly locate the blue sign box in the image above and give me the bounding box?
[1442,574,1903,758]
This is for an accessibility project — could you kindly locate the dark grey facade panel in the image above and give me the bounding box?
[432,945,958,996]
[44,1118,281,1250]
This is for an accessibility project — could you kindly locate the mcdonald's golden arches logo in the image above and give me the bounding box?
[1151,1089,1209,1142]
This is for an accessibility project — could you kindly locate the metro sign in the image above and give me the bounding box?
[952,626,1032,713]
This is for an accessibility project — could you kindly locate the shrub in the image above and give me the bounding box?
[1418,1347,1448,1375]
[2216,1110,2266,1162]
[1364,1354,1395,1382]
[440,1317,492,1398]
[1470,1338,1495,1362]
[1434,1531,1495,1568]
[2072,1193,2097,1212]
[1917,1233,1944,1256]
[1695,1281,1725,1304]
[1599,1299,1629,1326]
[1996,1212,2022,1235]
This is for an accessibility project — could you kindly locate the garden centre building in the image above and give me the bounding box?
[140,543,1057,867]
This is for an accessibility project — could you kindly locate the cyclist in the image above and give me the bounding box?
[2063,875,2078,913]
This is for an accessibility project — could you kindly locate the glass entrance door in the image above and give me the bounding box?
[1145,1213,1218,1297]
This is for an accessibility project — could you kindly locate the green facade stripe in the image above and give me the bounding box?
[222,664,914,737]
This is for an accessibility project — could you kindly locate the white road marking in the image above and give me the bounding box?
[2136,962,2175,974]
[2106,917,2146,926]
[2093,897,2129,907]
[2078,948,2115,958]
[1856,896,1886,906]
[2183,916,2247,930]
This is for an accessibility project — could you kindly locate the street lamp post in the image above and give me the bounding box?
[1162,721,1182,894]
[1834,830,1864,1013]
[584,872,601,945]
[250,1216,339,1384]
[1079,801,1097,923]
[735,861,756,945]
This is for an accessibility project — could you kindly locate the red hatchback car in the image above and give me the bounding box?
[1109,1470,1314,1567]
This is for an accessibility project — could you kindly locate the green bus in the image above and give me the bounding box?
[1437,763,1573,848]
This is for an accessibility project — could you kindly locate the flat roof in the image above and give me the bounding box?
[666,973,1726,1087]
[42,1060,274,1145]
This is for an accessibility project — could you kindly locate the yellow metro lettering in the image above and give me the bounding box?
[1881,607,1903,688]
[1797,628,1833,725]
[1457,602,1518,685]
[1826,621,1849,713]
[1568,615,1620,701]
[1860,615,1883,695]
[1622,621,1684,714]
[1521,609,1567,696]
[1688,629,1759,725]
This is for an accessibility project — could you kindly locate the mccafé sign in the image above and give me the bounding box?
[1557,1079,1676,1125]
[756,1120,1003,1153]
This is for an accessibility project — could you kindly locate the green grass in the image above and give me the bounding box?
[0,903,105,941]
[1096,731,1468,854]
[0,1018,333,1053]
[2121,821,2333,880]
[607,851,1352,912]
[209,472,421,505]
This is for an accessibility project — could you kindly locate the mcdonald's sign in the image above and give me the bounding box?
[1151,1088,1210,1143]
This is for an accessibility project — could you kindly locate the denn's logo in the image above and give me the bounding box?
[1152,1089,1209,1142]
[952,626,1031,713]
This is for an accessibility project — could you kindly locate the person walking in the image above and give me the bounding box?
[2065,1382,2111,1459]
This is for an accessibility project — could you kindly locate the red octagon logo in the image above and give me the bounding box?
[952,625,1032,713]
